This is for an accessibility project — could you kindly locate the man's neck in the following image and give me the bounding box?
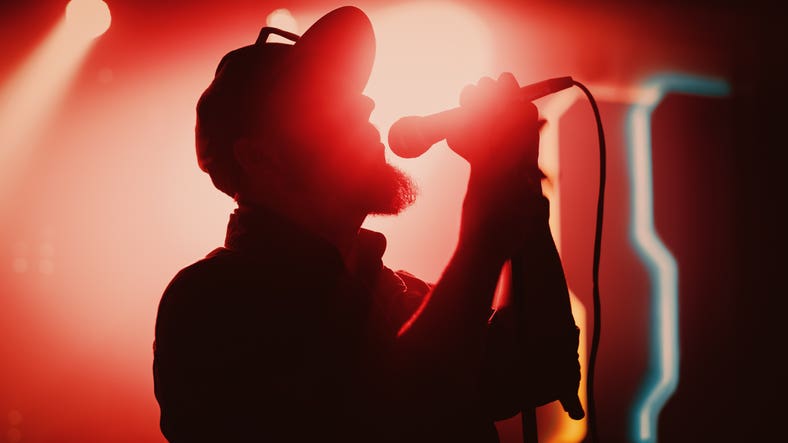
[238,193,367,265]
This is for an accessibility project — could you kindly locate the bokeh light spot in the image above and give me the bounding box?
[98,67,114,83]
[6,428,21,443]
[39,259,55,275]
[7,410,23,426]
[40,242,55,257]
[12,258,28,273]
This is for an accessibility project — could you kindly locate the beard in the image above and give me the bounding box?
[283,133,418,216]
[359,161,418,216]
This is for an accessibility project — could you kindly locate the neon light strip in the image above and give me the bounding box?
[627,74,729,443]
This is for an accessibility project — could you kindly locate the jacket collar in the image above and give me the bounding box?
[224,203,387,281]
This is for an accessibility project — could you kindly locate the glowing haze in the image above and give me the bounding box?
[363,2,493,282]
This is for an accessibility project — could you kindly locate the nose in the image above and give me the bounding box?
[361,95,375,119]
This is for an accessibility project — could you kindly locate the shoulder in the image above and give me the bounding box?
[159,248,239,304]
[156,248,258,333]
[154,247,273,357]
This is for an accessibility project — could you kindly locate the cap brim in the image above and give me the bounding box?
[286,6,375,95]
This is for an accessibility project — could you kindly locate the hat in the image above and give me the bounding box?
[195,6,376,198]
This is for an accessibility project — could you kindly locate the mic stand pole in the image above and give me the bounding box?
[511,252,539,443]
[509,193,582,443]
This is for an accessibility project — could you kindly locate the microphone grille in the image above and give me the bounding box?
[388,116,429,158]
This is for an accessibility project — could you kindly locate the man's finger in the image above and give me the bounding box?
[559,394,585,420]
[497,72,520,94]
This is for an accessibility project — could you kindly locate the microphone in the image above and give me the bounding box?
[388,76,575,158]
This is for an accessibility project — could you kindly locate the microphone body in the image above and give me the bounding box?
[388,76,574,158]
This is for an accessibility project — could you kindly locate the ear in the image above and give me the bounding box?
[233,137,277,175]
[232,137,255,173]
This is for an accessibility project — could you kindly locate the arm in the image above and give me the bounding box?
[483,205,584,421]
[390,73,583,423]
[391,73,551,418]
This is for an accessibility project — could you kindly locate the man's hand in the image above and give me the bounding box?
[447,72,540,171]
[392,73,584,426]
[448,72,547,261]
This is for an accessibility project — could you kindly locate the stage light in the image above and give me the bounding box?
[65,0,111,39]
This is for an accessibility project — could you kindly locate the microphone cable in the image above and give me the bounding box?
[519,78,605,443]
[571,80,605,443]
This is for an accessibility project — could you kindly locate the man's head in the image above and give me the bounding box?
[195,6,415,216]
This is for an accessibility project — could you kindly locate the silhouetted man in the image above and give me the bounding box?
[153,6,582,442]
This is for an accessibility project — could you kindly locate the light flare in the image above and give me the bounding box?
[0,14,101,212]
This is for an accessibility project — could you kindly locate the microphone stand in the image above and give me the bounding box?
[509,194,582,443]
[511,253,539,443]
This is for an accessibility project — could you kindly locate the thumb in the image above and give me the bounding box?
[559,393,585,420]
